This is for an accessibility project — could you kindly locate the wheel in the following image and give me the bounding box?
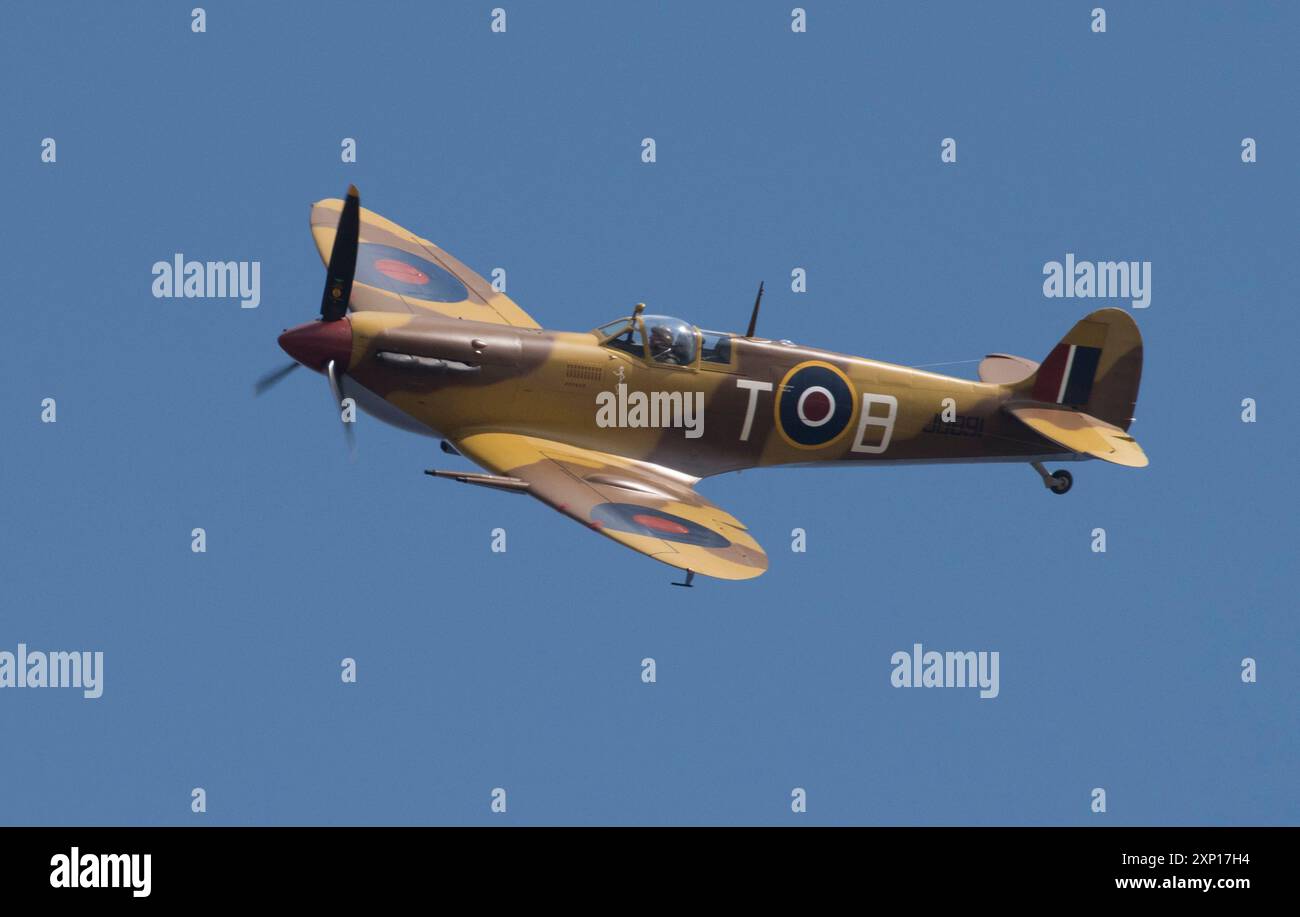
[1049,469,1073,495]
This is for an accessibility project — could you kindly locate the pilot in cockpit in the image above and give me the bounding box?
[647,317,695,365]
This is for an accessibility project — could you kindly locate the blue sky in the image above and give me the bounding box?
[2,1,1296,825]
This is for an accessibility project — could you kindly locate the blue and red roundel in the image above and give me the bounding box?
[354,243,469,303]
[775,361,856,448]
[589,503,730,548]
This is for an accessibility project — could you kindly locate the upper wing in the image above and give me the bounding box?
[1005,404,1149,467]
[310,198,540,329]
[452,432,768,581]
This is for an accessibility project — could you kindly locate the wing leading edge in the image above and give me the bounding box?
[452,432,768,581]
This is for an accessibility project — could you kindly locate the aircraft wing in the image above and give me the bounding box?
[451,432,768,581]
[310,198,540,329]
[1005,404,1149,467]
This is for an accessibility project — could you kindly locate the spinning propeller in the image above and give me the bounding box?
[254,185,361,456]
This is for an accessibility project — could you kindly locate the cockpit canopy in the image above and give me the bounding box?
[593,314,733,366]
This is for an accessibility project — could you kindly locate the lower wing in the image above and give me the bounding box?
[452,432,768,581]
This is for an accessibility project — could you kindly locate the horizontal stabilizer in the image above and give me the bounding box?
[979,353,1039,384]
[1005,405,1148,468]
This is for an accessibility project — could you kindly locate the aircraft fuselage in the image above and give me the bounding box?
[336,311,1071,479]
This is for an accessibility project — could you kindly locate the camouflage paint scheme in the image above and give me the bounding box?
[287,197,1147,581]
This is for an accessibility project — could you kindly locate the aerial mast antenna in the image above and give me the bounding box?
[745,281,765,338]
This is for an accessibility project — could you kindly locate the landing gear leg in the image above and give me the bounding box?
[672,570,696,588]
[1031,462,1073,495]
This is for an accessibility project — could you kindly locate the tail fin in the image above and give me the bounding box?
[1018,307,1143,430]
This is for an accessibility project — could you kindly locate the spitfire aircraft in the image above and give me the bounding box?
[259,186,1147,583]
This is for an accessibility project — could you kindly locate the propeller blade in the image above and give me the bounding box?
[321,184,360,322]
[254,362,299,395]
[327,359,357,458]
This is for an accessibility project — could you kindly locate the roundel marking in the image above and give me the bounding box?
[588,503,730,548]
[374,258,430,285]
[774,361,858,449]
[796,386,834,427]
[632,513,691,535]
[354,243,469,302]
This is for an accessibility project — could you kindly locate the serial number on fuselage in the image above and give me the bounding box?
[921,413,985,437]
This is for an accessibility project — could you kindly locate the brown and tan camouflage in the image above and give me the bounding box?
[280,196,1147,581]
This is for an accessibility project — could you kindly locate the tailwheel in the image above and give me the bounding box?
[1031,461,1074,495]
